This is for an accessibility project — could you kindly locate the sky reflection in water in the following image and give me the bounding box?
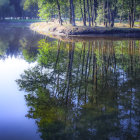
[0,57,40,140]
[0,26,41,140]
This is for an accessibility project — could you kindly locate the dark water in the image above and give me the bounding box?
[1,25,140,140]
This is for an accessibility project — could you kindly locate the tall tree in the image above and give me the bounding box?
[87,0,91,26]
[129,0,135,28]
[10,0,23,17]
[92,0,98,26]
[69,0,76,26]
[56,0,62,25]
[83,0,86,26]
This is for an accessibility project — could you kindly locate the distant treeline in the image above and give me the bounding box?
[0,0,140,28]
[0,0,38,19]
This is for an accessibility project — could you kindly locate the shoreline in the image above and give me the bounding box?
[30,22,140,38]
[1,22,140,42]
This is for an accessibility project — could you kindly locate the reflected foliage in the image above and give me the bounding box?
[0,27,42,61]
[17,38,140,140]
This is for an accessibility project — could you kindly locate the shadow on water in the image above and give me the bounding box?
[15,37,140,140]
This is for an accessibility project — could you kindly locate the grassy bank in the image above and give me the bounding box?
[30,22,140,38]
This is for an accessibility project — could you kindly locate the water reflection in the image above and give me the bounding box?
[0,26,45,140]
[16,38,140,140]
[0,26,42,62]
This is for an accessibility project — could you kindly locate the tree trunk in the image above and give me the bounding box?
[120,14,122,23]
[139,15,140,27]
[80,0,84,24]
[92,2,95,26]
[107,0,111,26]
[104,0,108,27]
[90,0,93,26]
[110,1,117,27]
[129,0,135,28]
[132,0,136,27]
[83,0,87,26]
[131,0,134,28]
[110,10,114,27]
[93,0,98,26]
[70,0,76,26]
[128,11,131,28]
[87,0,91,26]
[56,0,62,25]
[69,0,72,24]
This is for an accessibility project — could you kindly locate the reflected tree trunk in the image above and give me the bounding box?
[66,42,75,105]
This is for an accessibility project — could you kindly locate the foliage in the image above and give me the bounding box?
[0,0,140,27]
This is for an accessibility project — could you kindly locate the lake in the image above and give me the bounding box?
[0,25,140,140]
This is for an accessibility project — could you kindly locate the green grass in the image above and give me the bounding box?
[135,22,140,25]
[0,19,46,23]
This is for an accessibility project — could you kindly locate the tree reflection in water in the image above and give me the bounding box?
[16,38,140,140]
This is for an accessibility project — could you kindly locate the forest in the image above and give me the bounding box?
[0,0,38,19]
[0,0,140,28]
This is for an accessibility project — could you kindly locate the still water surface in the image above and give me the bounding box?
[0,25,140,140]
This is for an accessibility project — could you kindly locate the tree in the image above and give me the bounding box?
[10,0,23,17]
[69,0,75,26]
[1,0,138,27]
[87,0,91,26]
[128,0,136,28]
[92,0,98,26]
[83,0,86,26]
[56,0,62,25]
[0,0,14,19]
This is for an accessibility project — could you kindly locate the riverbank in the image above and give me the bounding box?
[30,22,140,38]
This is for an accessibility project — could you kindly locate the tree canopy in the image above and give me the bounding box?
[23,0,140,27]
[0,0,140,28]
